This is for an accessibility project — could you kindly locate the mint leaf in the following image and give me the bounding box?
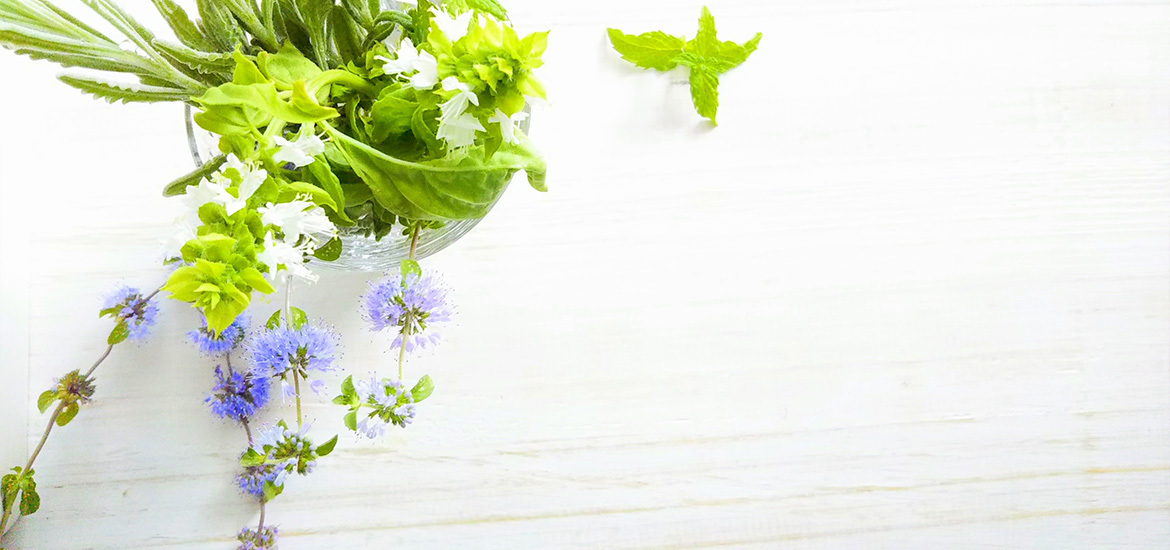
[609,6,761,124]
[606,29,686,71]
[686,64,720,124]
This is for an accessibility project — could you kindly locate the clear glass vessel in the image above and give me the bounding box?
[184,105,524,272]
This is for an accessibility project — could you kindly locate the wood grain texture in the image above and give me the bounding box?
[1,0,1168,548]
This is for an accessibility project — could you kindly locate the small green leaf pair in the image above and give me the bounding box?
[608,6,762,124]
[2,467,40,517]
[266,306,309,331]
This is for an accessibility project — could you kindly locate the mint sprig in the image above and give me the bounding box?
[608,6,762,124]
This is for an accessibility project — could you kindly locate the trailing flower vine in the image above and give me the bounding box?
[1,286,161,541]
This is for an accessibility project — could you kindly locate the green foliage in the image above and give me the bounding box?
[606,29,685,71]
[56,402,79,426]
[400,259,422,278]
[325,125,546,221]
[608,6,762,124]
[57,75,194,103]
[162,154,227,197]
[313,237,343,261]
[107,320,130,345]
[442,0,508,21]
[289,307,308,330]
[411,375,434,402]
[427,15,547,115]
[37,390,56,414]
[315,435,338,457]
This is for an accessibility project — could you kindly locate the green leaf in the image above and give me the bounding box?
[343,410,357,431]
[607,29,685,71]
[315,435,338,457]
[57,75,194,104]
[150,0,214,51]
[686,6,718,57]
[19,485,40,516]
[257,42,322,86]
[239,266,277,294]
[266,309,283,329]
[400,259,422,277]
[442,0,508,20]
[411,374,434,402]
[153,39,234,77]
[37,390,56,414]
[108,321,130,345]
[313,237,342,261]
[240,448,266,467]
[324,125,547,221]
[686,64,720,124]
[304,158,352,223]
[196,0,247,52]
[264,479,284,501]
[290,307,308,330]
[2,473,18,510]
[340,375,355,397]
[56,402,79,427]
[162,154,227,196]
[367,92,417,142]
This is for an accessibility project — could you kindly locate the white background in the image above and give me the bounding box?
[1,0,1169,548]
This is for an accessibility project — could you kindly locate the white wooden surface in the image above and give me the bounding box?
[1,0,1169,548]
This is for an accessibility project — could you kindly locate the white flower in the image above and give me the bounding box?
[223,154,268,202]
[273,134,326,168]
[258,200,337,245]
[431,8,473,42]
[437,111,485,150]
[439,77,479,121]
[379,38,439,90]
[489,109,528,145]
[256,234,318,284]
[166,213,200,255]
[179,174,247,216]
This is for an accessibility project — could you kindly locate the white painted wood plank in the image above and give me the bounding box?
[0,0,1167,548]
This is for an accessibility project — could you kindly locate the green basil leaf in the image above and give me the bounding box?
[410,374,434,402]
[607,29,685,71]
[324,125,546,221]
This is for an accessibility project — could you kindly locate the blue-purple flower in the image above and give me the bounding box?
[249,325,338,397]
[235,462,284,499]
[237,525,278,550]
[363,270,452,352]
[189,315,249,355]
[102,286,159,340]
[353,376,417,438]
[207,366,270,421]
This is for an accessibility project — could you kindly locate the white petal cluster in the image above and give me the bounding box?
[169,154,268,253]
[437,77,484,151]
[256,199,338,284]
[489,109,528,145]
[273,134,326,168]
[379,38,439,90]
[431,8,473,42]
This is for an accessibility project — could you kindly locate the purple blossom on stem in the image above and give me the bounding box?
[237,525,278,550]
[206,366,270,421]
[363,270,452,352]
[189,314,249,355]
[249,325,338,394]
[103,286,159,340]
[354,376,417,437]
[235,463,283,499]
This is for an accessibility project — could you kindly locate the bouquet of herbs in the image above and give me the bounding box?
[0,0,547,547]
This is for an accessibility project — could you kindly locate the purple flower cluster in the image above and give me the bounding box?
[354,377,417,438]
[207,366,270,421]
[189,314,249,355]
[237,525,278,550]
[104,286,159,340]
[249,325,338,380]
[363,270,452,352]
[235,462,284,499]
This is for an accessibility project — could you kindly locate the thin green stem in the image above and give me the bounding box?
[0,402,65,536]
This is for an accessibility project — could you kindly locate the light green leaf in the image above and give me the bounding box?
[57,75,194,103]
[108,321,130,345]
[266,309,283,329]
[162,154,227,196]
[37,390,56,414]
[607,29,685,71]
[411,374,434,402]
[340,375,355,397]
[400,259,422,277]
[686,64,720,124]
[150,0,213,51]
[153,39,234,77]
[240,448,266,467]
[257,42,321,86]
[56,402,79,427]
[324,125,546,221]
[315,435,338,457]
[343,410,357,431]
[290,307,308,330]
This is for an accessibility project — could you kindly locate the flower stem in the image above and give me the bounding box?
[409,223,421,260]
[283,280,303,429]
[0,402,65,536]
